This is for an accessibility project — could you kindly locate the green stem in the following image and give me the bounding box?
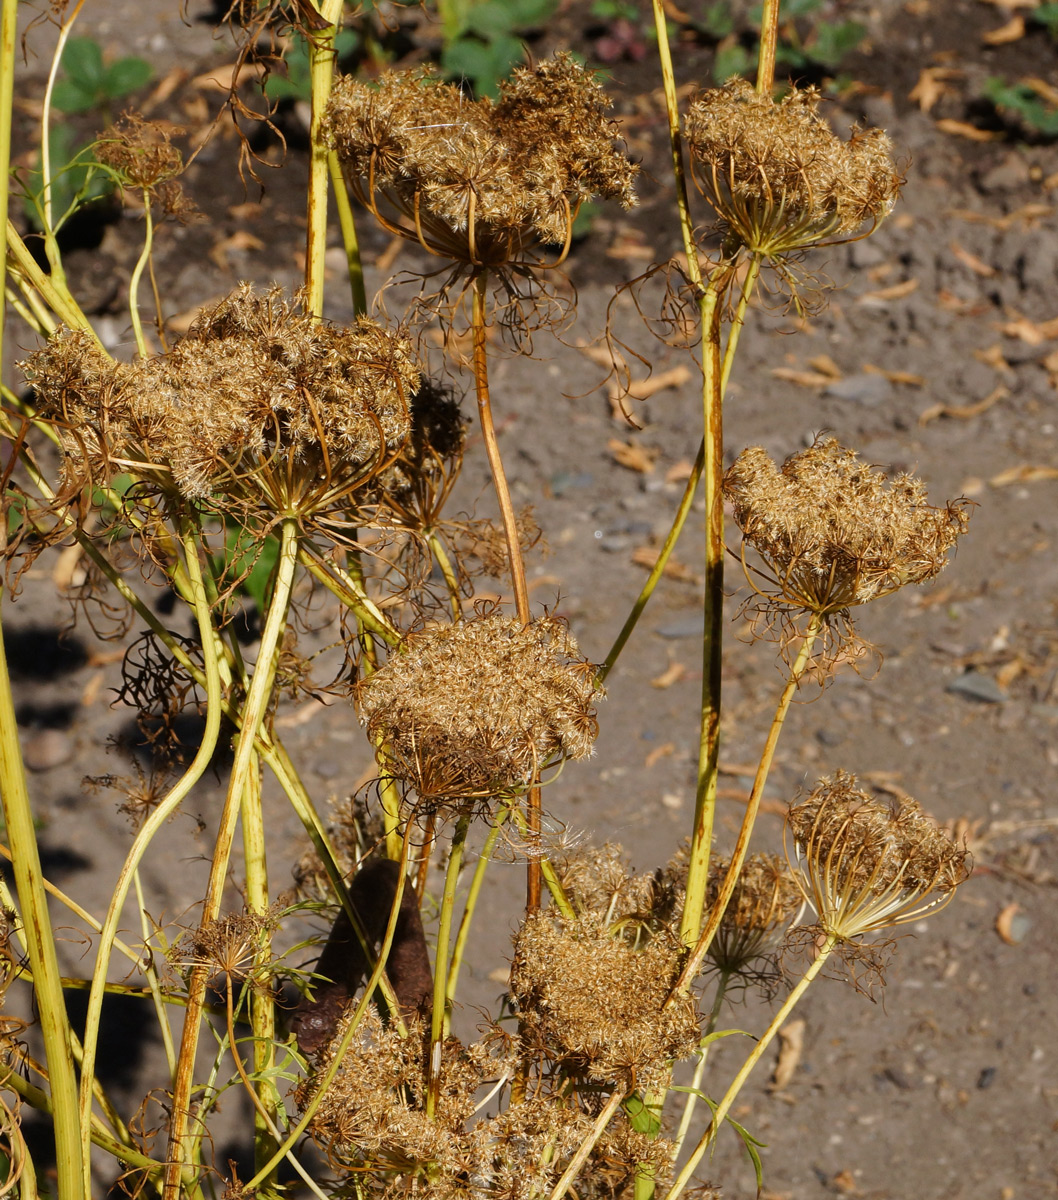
[305,0,344,317]
[6,219,98,337]
[427,813,471,1119]
[0,592,84,1200]
[664,935,838,1200]
[79,528,223,1174]
[678,274,728,950]
[446,811,507,1002]
[127,190,154,358]
[672,972,730,1157]
[163,517,300,1200]
[676,616,822,990]
[299,542,401,645]
[245,823,416,1191]
[134,868,178,1078]
[428,529,463,621]
[328,149,367,317]
[0,0,18,368]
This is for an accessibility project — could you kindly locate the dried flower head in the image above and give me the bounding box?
[96,112,184,189]
[325,53,637,271]
[170,909,279,985]
[785,771,970,940]
[297,1010,497,1174]
[705,852,803,980]
[724,439,970,658]
[685,79,900,262]
[357,615,601,807]
[22,286,419,523]
[510,911,700,1089]
[558,843,683,931]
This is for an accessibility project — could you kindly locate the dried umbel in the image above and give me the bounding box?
[297,1009,493,1173]
[325,53,637,271]
[23,286,419,521]
[357,615,601,806]
[558,843,683,931]
[510,911,700,1089]
[95,112,196,220]
[785,771,970,940]
[705,853,803,980]
[724,439,970,653]
[685,79,900,260]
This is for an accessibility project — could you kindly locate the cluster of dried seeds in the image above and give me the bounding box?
[785,771,970,939]
[23,286,419,518]
[685,79,900,258]
[357,615,601,806]
[325,54,637,267]
[704,853,804,979]
[723,438,970,616]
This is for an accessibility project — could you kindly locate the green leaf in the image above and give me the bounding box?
[712,45,750,84]
[622,1093,661,1138]
[727,1115,767,1191]
[61,37,106,91]
[50,78,98,114]
[467,2,519,38]
[985,77,1058,137]
[442,34,523,97]
[807,19,866,69]
[700,1,733,38]
[103,56,153,99]
[505,0,557,26]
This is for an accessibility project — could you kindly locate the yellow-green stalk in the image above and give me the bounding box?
[305,0,345,318]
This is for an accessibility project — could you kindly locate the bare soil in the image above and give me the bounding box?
[4,1,1058,1197]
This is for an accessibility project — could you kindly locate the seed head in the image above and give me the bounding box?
[356,615,601,807]
[22,286,419,521]
[785,771,970,940]
[724,439,971,619]
[705,853,803,979]
[685,79,900,259]
[325,53,637,270]
[509,911,700,1089]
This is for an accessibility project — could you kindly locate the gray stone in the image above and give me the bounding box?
[946,672,1007,704]
[655,615,705,639]
[824,372,894,407]
[23,729,74,772]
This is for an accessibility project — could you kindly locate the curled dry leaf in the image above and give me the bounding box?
[608,438,657,473]
[650,661,687,689]
[919,385,1007,425]
[995,902,1025,945]
[989,464,1058,487]
[770,1018,806,1092]
[981,15,1026,44]
[935,119,1004,142]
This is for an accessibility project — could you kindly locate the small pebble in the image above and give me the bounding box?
[976,1067,997,1090]
[655,616,705,639]
[22,729,74,772]
[946,672,1006,704]
[824,372,893,408]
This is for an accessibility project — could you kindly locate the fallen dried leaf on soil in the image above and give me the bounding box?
[919,385,1006,425]
[990,464,1058,486]
[650,661,687,689]
[644,742,675,769]
[857,278,920,303]
[950,241,996,277]
[608,439,657,473]
[770,1019,805,1092]
[909,67,961,112]
[995,902,1025,945]
[631,545,697,582]
[1001,314,1058,343]
[209,230,264,270]
[863,363,924,386]
[982,15,1025,44]
[771,367,832,388]
[936,119,1004,141]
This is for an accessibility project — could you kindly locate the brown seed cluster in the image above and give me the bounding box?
[95,112,199,222]
[558,843,684,931]
[23,286,419,517]
[510,911,700,1089]
[786,771,970,939]
[325,53,637,267]
[724,439,970,616]
[357,615,601,805]
[685,79,900,258]
[705,853,803,979]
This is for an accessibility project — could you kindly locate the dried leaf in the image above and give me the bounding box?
[989,463,1058,487]
[975,343,1011,372]
[1025,76,1058,107]
[650,661,687,689]
[936,119,1004,141]
[608,438,657,473]
[950,241,996,277]
[631,544,697,582]
[644,741,675,769]
[909,66,960,112]
[805,353,842,379]
[995,657,1026,691]
[918,385,1007,425]
[190,61,263,92]
[624,365,692,400]
[857,278,920,303]
[1001,314,1058,344]
[81,669,105,708]
[949,203,1054,231]
[165,294,228,335]
[208,230,264,269]
[982,15,1025,44]
[771,367,832,388]
[862,363,924,386]
[770,1019,805,1092]
[995,902,1024,946]
[666,458,695,483]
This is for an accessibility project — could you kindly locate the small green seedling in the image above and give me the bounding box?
[440,0,557,97]
[51,36,152,116]
[984,77,1058,139]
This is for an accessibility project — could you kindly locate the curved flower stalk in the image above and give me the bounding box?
[685,79,901,264]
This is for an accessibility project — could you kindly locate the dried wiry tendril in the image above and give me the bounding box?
[785,771,970,940]
[510,911,700,1089]
[325,53,637,272]
[22,286,419,523]
[357,614,601,808]
[685,79,900,259]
